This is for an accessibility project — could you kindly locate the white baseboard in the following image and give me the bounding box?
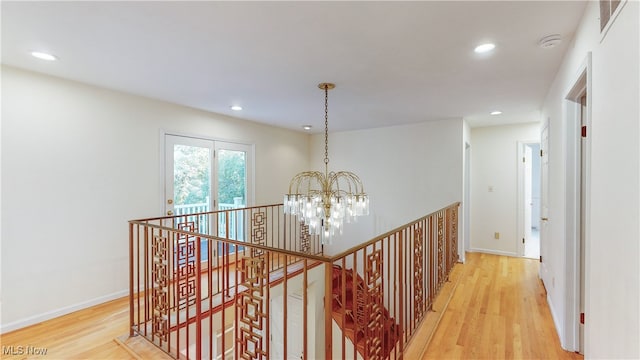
[468,248,518,257]
[539,261,549,283]
[546,293,565,347]
[0,289,128,334]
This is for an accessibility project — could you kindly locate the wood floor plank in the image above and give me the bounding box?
[423,252,583,360]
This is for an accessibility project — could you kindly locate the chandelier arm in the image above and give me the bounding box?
[289,172,308,194]
[346,172,366,194]
[328,174,341,195]
[344,172,360,193]
[306,173,314,196]
[287,175,299,194]
[332,171,365,194]
[336,175,344,198]
[353,174,366,194]
[340,175,357,196]
[326,171,337,192]
[288,171,325,194]
[289,173,303,194]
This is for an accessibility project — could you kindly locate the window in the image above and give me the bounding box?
[600,0,625,34]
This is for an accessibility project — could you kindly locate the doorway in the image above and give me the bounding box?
[271,293,305,359]
[164,134,254,257]
[463,142,471,260]
[578,93,587,355]
[518,141,541,259]
[563,53,591,354]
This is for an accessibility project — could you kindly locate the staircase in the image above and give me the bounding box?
[331,265,400,359]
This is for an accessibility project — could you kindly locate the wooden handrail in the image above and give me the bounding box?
[328,202,461,261]
[130,202,283,222]
[130,201,461,263]
[130,202,460,264]
[130,221,331,263]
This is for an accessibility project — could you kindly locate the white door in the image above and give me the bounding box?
[214,141,252,254]
[523,146,533,256]
[165,134,253,259]
[271,294,304,359]
[540,120,550,267]
[165,135,214,217]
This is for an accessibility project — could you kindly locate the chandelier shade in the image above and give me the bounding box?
[284,83,369,244]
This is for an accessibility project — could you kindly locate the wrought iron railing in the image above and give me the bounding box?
[129,202,459,359]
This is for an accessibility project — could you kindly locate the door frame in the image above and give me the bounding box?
[164,134,216,216]
[161,130,255,265]
[562,53,592,353]
[160,130,255,215]
[463,142,471,262]
[517,140,540,257]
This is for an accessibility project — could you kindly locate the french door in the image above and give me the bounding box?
[164,134,253,259]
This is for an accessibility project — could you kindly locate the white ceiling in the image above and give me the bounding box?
[1,1,587,132]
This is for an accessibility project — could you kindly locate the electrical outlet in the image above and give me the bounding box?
[552,277,555,288]
[494,232,500,239]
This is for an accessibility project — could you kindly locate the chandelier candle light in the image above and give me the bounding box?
[284,83,369,244]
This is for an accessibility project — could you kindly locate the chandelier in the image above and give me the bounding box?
[283,83,369,244]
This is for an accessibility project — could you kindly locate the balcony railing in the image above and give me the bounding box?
[174,199,244,240]
[326,203,460,359]
[129,202,459,359]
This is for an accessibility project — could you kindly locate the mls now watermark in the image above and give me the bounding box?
[2,345,48,356]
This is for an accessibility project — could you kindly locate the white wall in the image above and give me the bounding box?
[309,119,464,256]
[0,66,310,332]
[541,1,639,357]
[461,120,471,263]
[469,123,540,256]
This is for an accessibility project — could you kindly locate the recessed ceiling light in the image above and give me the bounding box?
[302,125,312,130]
[474,43,496,53]
[230,105,242,111]
[491,111,503,115]
[30,51,57,61]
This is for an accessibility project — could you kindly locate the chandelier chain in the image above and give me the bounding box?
[324,85,329,166]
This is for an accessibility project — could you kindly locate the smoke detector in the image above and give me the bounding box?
[538,34,562,48]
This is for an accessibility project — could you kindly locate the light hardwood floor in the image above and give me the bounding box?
[1,253,582,359]
[423,252,583,359]
[1,297,133,359]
